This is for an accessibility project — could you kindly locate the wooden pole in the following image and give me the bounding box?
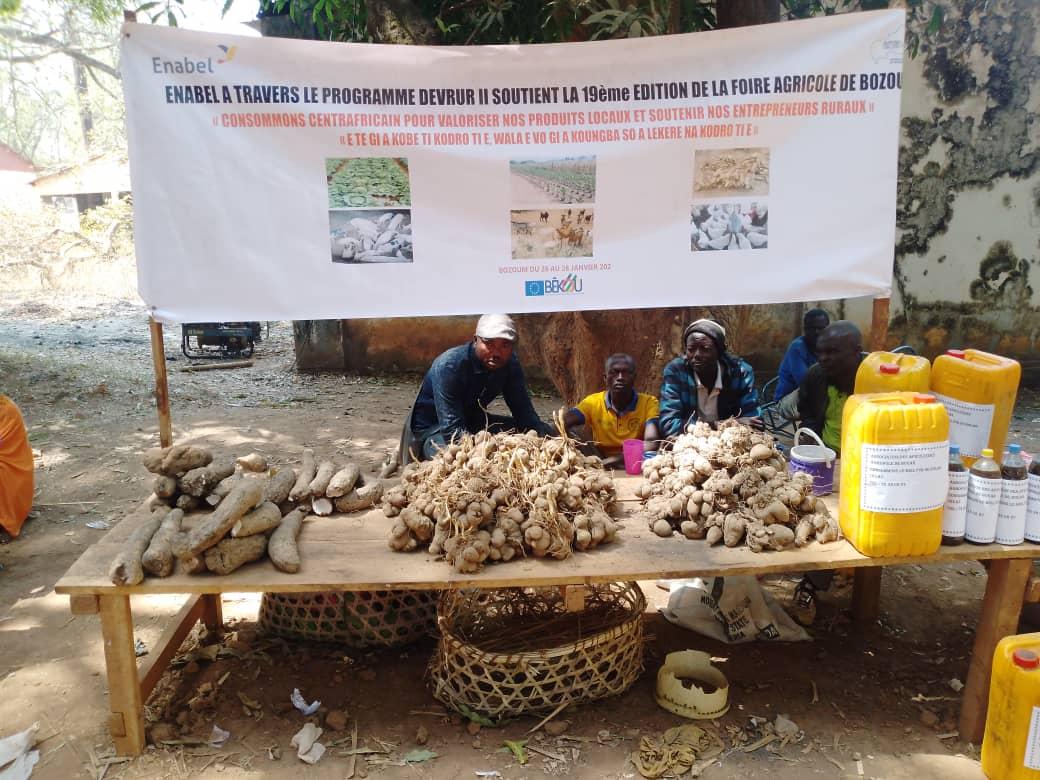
[869,296,890,351]
[959,558,1032,742]
[148,318,173,447]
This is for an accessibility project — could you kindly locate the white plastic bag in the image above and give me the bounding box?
[659,576,810,643]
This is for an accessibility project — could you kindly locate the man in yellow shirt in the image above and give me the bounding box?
[562,354,660,467]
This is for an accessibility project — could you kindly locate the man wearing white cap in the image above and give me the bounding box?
[406,314,552,461]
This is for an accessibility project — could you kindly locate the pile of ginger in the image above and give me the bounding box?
[383,430,619,573]
[639,420,840,552]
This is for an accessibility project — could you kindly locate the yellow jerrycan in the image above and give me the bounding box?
[854,351,931,394]
[981,633,1040,779]
[839,392,949,557]
[931,348,1021,465]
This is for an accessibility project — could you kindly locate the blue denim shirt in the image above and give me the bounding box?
[658,354,761,438]
[774,336,817,399]
[410,342,549,440]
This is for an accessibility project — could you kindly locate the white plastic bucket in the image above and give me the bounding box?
[789,427,836,496]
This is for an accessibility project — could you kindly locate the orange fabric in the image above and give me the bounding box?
[0,395,33,536]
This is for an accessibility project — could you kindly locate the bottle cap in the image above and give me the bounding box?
[946,349,966,359]
[950,445,960,454]
[1014,649,1040,670]
[913,393,935,403]
[1009,444,1022,454]
[982,448,994,458]
[880,363,900,374]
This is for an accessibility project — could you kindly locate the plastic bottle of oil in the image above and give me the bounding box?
[981,634,1040,779]
[931,348,1021,465]
[1027,456,1040,544]
[965,448,1002,544]
[996,444,1028,545]
[839,392,949,557]
[941,444,968,546]
[854,351,931,394]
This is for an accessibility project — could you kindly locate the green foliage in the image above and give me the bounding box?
[245,0,714,44]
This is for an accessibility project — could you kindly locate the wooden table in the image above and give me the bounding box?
[55,478,1040,756]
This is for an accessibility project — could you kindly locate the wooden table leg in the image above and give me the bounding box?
[960,558,1032,743]
[852,566,883,624]
[98,595,145,756]
[200,593,223,631]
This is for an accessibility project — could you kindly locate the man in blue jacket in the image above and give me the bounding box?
[772,308,830,418]
[408,314,552,461]
[658,319,761,438]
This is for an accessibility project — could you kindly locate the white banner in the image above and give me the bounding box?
[121,11,905,323]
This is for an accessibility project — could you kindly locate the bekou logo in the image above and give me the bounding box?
[524,273,583,296]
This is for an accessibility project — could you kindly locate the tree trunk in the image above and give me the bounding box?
[65,9,93,152]
[716,0,780,28]
[518,309,690,404]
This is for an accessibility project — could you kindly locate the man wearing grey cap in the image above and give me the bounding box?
[406,314,553,461]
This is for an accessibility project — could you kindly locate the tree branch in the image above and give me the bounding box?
[0,25,119,79]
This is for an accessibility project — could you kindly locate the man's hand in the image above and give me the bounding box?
[741,416,765,431]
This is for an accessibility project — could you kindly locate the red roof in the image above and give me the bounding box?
[0,143,34,173]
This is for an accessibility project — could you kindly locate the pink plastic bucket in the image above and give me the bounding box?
[622,439,644,475]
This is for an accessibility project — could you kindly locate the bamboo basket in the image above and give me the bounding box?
[430,582,645,720]
[258,590,439,647]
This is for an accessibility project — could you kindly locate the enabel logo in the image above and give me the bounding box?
[150,45,236,75]
[524,273,583,296]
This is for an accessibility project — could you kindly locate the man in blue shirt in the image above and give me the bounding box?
[774,308,830,401]
[407,314,552,461]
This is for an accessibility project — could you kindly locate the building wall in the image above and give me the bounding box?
[889,0,1039,373]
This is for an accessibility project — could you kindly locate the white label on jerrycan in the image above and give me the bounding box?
[1026,474,1040,542]
[942,470,968,538]
[1025,706,1040,769]
[932,394,995,458]
[996,478,1028,544]
[859,441,948,513]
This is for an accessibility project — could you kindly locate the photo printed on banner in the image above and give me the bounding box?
[327,157,411,208]
[509,156,596,206]
[693,148,770,198]
[327,157,413,264]
[691,202,768,251]
[330,209,413,264]
[511,208,594,260]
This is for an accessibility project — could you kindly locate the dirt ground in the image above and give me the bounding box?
[2,275,1040,779]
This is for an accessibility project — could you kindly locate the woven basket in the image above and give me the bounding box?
[257,590,439,647]
[430,582,645,720]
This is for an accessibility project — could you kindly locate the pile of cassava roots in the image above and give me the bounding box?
[108,444,390,585]
[382,430,619,572]
[639,420,840,552]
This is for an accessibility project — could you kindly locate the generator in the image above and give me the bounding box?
[181,322,260,359]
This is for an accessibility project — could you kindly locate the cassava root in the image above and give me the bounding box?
[142,508,184,578]
[109,507,165,585]
[269,508,307,573]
